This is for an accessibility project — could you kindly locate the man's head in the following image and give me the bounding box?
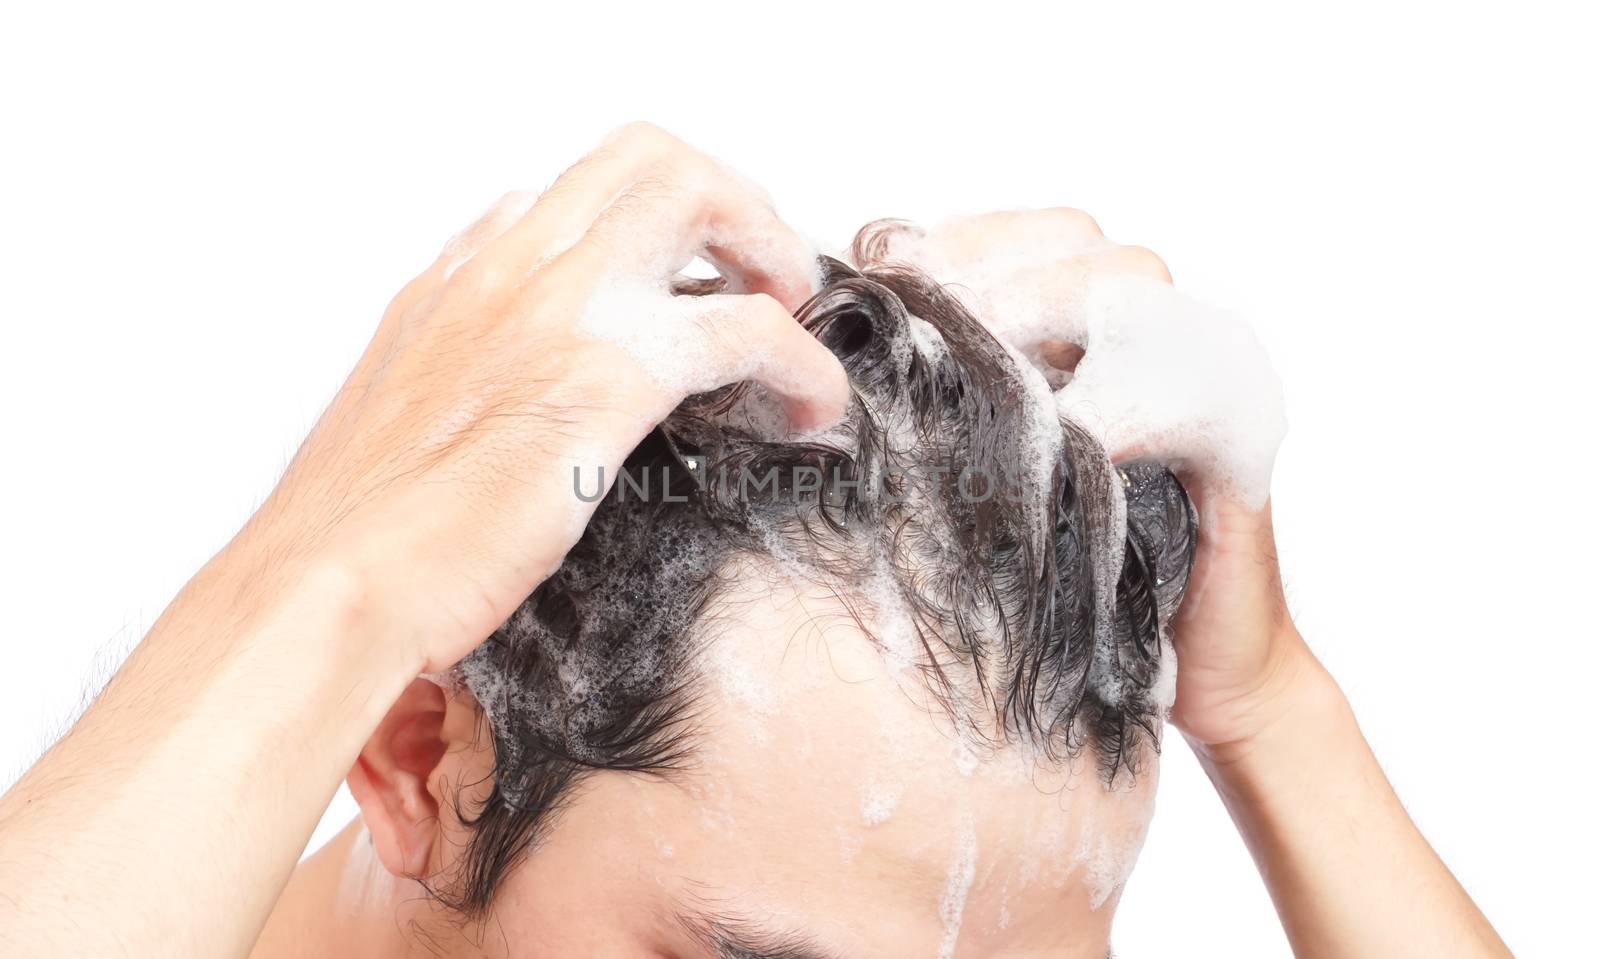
[345,247,1196,956]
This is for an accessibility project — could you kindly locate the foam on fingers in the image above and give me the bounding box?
[859,213,1286,507]
[562,154,832,426]
[1056,276,1287,507]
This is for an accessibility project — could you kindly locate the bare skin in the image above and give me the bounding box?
[0,126,1512,958]
[256,570,1153,957]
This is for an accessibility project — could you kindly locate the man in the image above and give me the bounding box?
[0,124,1512,957]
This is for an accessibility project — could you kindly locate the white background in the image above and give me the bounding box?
[2,2,1595,955]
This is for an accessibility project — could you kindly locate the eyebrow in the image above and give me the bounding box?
[678,911,845,959]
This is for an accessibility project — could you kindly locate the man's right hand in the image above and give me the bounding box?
[0,124,852,959]
[224,122,849,676]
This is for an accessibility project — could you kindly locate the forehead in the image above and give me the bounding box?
[496,572,1156,957]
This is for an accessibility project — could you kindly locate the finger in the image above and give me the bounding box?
[1103,244,1173,284]
[689,293,850,433]
[469,122,685,281]
[345,190,540,398]
[994,244,1176,352]
[563,156,820,310]
[381,190,539,325]
[438,190,541,273]
[698,172,821,310]
[922,208,1110,268]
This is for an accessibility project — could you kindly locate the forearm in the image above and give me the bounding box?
[0,542,414,957]
[1193,639,1511,958]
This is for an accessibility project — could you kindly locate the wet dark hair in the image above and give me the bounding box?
[449,244,1198,914]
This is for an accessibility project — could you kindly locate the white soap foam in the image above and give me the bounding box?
[862,212,1108,360]
[578,287,776,401]
[563,159,827,439]
[861,781,903,826]
[937,814,980,959]
[707,634,780,730]
[859,557,924,673]
[865,213,1286,507]
[950,737,983,778]
[1003,340,1069,536]
[1149,640,1179,713]
[1068,772,1159,910]
[1072,820,1150,910]
[1056,276,1286,507]
[908,315,951,363]
[1017,815,1071,888]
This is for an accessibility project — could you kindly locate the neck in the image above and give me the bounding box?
[252,818,420,959]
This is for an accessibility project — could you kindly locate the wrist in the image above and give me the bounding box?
[1185,630,1352,772]
[150,537,422,728]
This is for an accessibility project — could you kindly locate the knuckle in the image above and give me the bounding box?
[381,277,429,323]
[532,171,581,210]
[594,186,668,235]
[575,123,679,186]
[624,172,680,205]
[513,270,556,312]
[1048,207,1105,236]
[646,149,715,194]
[604,120,674,153]
[444,256,512,301]
[495,188,536,212]
[689,309,741,359]
[1114,244,1172,282]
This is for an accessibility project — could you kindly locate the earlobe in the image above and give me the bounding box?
[346,678,452,879]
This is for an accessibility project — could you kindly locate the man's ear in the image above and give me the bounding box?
[347,677,456,879]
